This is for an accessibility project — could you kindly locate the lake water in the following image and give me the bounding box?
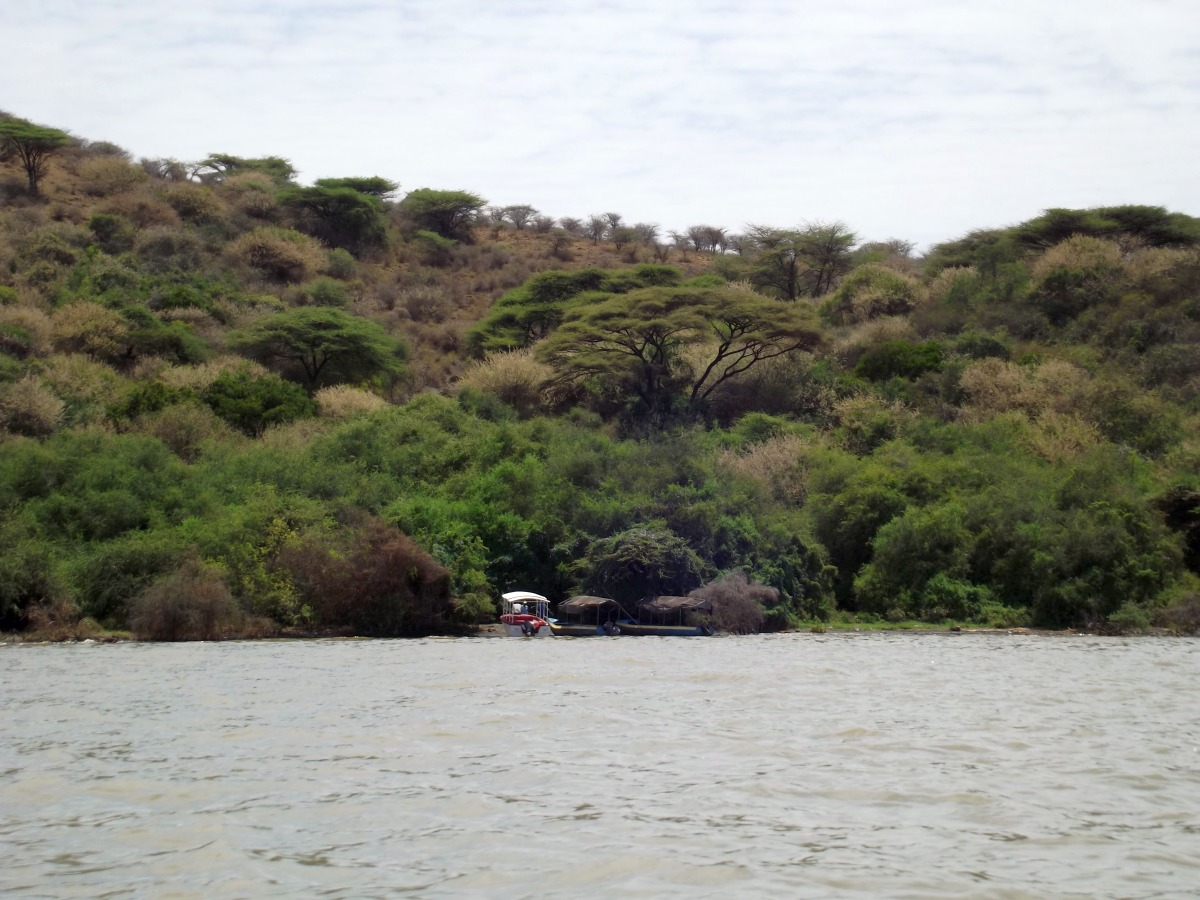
[3,633,1199,898]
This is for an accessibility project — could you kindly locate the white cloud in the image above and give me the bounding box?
[2,0,1197,248]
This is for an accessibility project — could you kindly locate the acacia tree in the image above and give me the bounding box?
[314,176,398,199]
[503,204,538,230]
[746,222,857,300]
[399,188,486,240]
[0,118,71,196]
[230,307,406,392]
[538,285,822,418]
[280,183,388,254]
[192,153,296,184]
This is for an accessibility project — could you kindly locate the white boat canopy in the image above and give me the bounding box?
[501,591,548,603]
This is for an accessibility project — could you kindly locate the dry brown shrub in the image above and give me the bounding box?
[1030,235,1124,284]
[133,225,206,273]
[224,172,276,195]
[689,571,776,634]
[0,375,65,436]
[137,403,240,461]
[926,266,978,305]
[457,348,553,417]
[958,357,1088,422]
[399,285,450,322]
[833,316,918,368]
[258,418,329,451]
[314,385,388,419]
[227,227,325,283]
[238,191,280,220]
[1025,410,1102,463]
[0,305,52,355]
[160,183,227,223]
[77,157,148,196]
[101,194,180,229]
[130,552,246,641]
[24,599,104,642]
[50,301,129,359]
[1034,358,1089,412]
[40,354,125,424]
[157,356,268,391]
[277,520,455,636]
[1124,246,1184,288]
[157,306,216,327]
[717,433,812,504]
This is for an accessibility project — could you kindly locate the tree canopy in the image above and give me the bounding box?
[467,264,682,356]
[538,284,822,418]
[0,117,72,195]
[229,307,406,392]
[279,184,388,254]
[398,188,486,241]
[193,153,297,184]
[744,223,857,300]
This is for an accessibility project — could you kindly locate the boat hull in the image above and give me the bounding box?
[501,621,551,637]
[548,622,618,637]
[615,622,713,637]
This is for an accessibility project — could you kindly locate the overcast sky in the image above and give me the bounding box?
[3,0,1197,249]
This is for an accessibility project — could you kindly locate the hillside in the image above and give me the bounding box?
[2,117,1199,639]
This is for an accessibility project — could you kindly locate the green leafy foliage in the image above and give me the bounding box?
[398,188,485,241]
[229,307,406,392]
[203,370,316,435]
[0,116,72,194]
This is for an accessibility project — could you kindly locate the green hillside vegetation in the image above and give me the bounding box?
[3,113,1200,640]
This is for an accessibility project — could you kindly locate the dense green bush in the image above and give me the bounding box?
[203,370,315,435]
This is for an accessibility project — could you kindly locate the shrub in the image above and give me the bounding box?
[1155,592,1200,634]
[456,349,553,418]
[689,571,773,634]
[133,225,206,274]
[297,276,350,307]
[0,305,51,356]
[399,285,450,322]
[129,552,245,641]
[579,526,708,606]
[0,375,64,435]
[279,520,458,636]
[101,195,180,230]
[160,183,226,223]
[832,394,913,454]
[39,354,125,426]
[1029,235,1124,324]
[203,370,316,435]
[71,531,186,626]
[157,356,268,392]
[227,227,325,283]
[854,340,945,381]
[137,402,240,461]
[717,433,812,504]
[824,264,924,325]
[324,247,357,279]
[314,384,388,419]
[87,211,136,253]
[77,156,147,196]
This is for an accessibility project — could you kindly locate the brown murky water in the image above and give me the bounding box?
[3,633,1199,898]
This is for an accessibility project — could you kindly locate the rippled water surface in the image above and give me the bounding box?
[3,634,1199,898]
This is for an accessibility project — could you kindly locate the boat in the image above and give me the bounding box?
[617,595,715,636]
[549,595,622,636]
[498,590,552,637]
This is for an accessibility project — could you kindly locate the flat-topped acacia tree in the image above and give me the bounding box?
[230,307,406,393]
[538,284,823,419]
[0,117,71,196]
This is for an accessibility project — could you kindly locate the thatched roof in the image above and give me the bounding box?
[638,595,713,614]
[558,595,618,614]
